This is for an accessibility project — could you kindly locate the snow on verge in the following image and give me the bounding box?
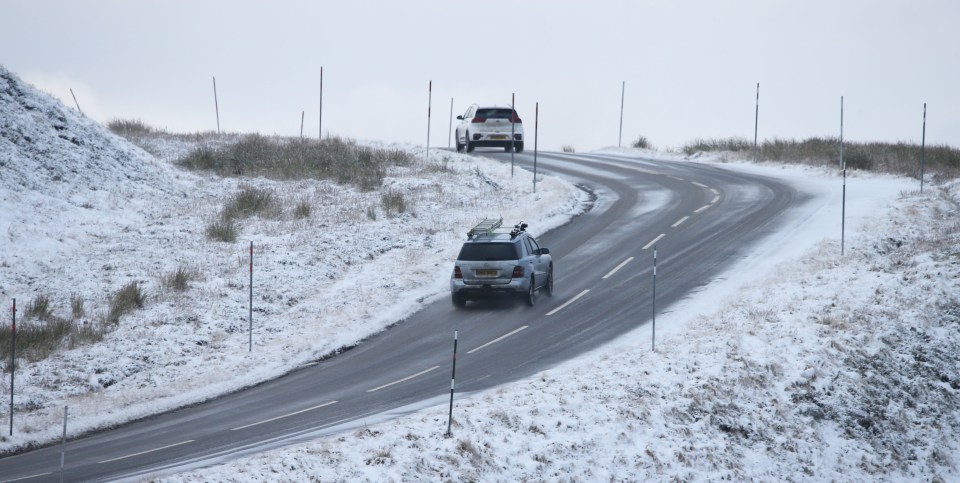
[162,167,960,482]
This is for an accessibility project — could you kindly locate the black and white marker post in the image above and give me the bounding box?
[213,76,220,135]
[319,66,324,141]
[652,247,657,352]
[8,298,14,436]
[510,93,516,177]
[921,103,927,193]
[618,81,625,147]
[248,242,253,352]
[533,102,539,193]
[445,330,459,437]
[448,97,454,149]
[60,406,68,483]
[840,96,847,257]
[753,82,760,163]
[426,80,432,161]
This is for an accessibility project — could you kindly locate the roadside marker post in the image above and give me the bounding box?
[753,82,759,162]
[60,406,68,483]
[70,88,82,115]
[840,96,847,257]
[8,298,14,436]
[510,93,516,177]
[300,110,305,139]
[213,76,221,134]
[319,66,324,140]
[426,80,432,161]
[533,102,539,193]
[921,103,927,193]
[619,81,625,147]
[652,248,657,352]
[445,330,459,438]
[247,241,253,352]
[448,97,454,149]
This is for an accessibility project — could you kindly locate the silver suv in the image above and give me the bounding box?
[455,104,524,153]
[450,218,553,307]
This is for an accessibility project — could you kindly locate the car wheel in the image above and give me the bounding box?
[452,294,467,308]
[465,133,475,153]
[515,142,524,153]
[504,145,513,152]
[524,276,536,306]
[544,266,554,297]
[455,132,464,152]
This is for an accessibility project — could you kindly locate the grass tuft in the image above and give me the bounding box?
[293,198,312,219]
[380,189,407,217]
[162,266,199,292]
[206,219,237,242]
[221,186,277,221]
[106,118,158,137]
[103,282,145,326]
[632,136,651,149]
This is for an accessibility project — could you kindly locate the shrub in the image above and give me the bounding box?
[562,145,576,153]
[632,136,651,149]
[163,266,198,292]
[221,186,277,221]
[293,199,312,219]
[25,294,53,321]
[107,118,155,136]
[70,294,85,320]
[381,189,407,217]
[206,219,237,242]
[103,281,145,326]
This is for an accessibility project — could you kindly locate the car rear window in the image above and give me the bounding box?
[476,108,515,120]
[457,242,521,261]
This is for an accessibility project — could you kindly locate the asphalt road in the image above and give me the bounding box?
[0,151,800,482]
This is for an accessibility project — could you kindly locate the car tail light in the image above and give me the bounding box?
[511,266,524,278]
[514,134,522,140]
[454,266,462,279]
[471,117,486,123]
[511,112,522,123]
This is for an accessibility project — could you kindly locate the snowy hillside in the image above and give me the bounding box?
[1,62,958,482]
[161,165,960,482]
[0,66,583,453]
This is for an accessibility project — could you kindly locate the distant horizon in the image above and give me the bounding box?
[2,1,958,151]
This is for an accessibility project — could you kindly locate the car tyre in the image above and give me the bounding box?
[465,133,475,153]
[455,132,464,152]
[515,142,524,153]
[544,266,554,297]
[523,276,536,306]
[452,294,467,308]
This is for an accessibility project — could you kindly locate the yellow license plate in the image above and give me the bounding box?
[489,135,507,140]
[475,269,498,277]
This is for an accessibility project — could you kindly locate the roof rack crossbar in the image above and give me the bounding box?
[467,217,503,238]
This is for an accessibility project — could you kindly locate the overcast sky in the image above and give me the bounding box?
[3,0,958,151]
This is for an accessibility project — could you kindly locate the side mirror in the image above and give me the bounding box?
[539,248,550,255]
[456,115,464,120]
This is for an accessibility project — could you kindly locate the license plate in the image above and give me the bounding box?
[475,269,498,277]
[489,135,507,140]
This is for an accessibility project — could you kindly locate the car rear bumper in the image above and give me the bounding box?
[451,278,528,297]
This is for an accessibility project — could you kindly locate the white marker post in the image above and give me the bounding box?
[249,242,253,352]
[60,406,68,482]
[8,298,14,436]
[448,97,454,149]
[619,81,625,147]
[533,102,539,193]
[213,76,220,134]
[426,80,432,161]
[652,247,657,352]
[510,93,516,177]
[840,96,846,257]
[445,330,459,437]
[921,103,927,193]
[753,82,759,162]
[319,66,324,140]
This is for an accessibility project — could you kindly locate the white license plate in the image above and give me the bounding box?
[489,135,507,140]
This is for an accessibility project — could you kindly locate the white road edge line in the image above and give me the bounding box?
[692,181,708,188]
[545,290,590,316]
[467,326,529,354]
[672,216,690,228]
[2,473,53,482]
[98,440,195,464]
[602,257,635,279]
[694,204,711,213]
[366,366,440,393]
[231,401,339,431]
[643,234,666,250]
[710,188,719,195]
[712,195,720,204]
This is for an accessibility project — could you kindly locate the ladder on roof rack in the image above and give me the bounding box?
[467,217,503,238]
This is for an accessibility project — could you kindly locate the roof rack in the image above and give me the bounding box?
[467,217,503,239]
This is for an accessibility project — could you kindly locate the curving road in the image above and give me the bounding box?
[0,152,801,482]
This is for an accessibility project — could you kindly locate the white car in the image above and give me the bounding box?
[455,104,524,153]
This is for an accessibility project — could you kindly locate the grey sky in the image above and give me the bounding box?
[2,0,957,151]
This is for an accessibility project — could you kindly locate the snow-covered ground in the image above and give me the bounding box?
[3,64,959,481]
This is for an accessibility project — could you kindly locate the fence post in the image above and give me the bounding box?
[8,298,14,436]
[426,80,432,160]
[213,76,221,134]
[445,330,458,437]
[510,93,516,177]
[319,66,324,140]
[249,242,253,352]
[70,88,82,115]
[921,103,927,193]
[619,81,625,147]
